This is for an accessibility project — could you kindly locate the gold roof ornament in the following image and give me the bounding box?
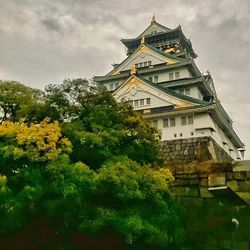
[130,64,137,75]
[141,35,145,44]
[206,70,211,75]
[151,14,156,24]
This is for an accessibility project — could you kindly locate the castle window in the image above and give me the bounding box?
[127,100,133,106]
[181,116,187,126]
[191,132,194,136]
[179,89,184,94]
[180,133,183,137]
[163,118,169,128]
[174,133,177,137]
[170,118,176,127]
[136,61,152,68]
[132,98,151,107]
[181,116,193,125]
[188,116,193,124]
[169,71,181,81]
[148,76,153,82]
[152,120,158,127]
[154,76,158,83]
[110,83,114,91]
[115,83,119,89]
[185,88,190,95]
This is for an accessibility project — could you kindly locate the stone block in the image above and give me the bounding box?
[176,165,185,174]
[174,179,189,186]
[238,180,250,192]
[184,164,196,174]
[208,173,226,187]
[189,179,199,185]
[200,178,208,187]
[235,192,250,205]
[175,174,187,179]
[226,172,233,180]
[233,172,246,180]
[172,186,186,196]
[199,187,214,198]
[246,171,250,180]
[226,180,239,191]
[189,173,199,179]
[199,173,208,178]
[186,186,199,197]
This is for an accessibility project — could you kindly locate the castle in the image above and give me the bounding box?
[94,16,245,165]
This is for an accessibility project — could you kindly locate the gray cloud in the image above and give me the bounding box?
[0,0,250,158]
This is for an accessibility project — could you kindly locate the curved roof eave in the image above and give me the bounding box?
[121,26,181,44]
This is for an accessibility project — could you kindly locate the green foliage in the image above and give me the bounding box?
[0,78,185,249]
[0,157,184,248]
[0,80,37,123]
[0,119,72,176]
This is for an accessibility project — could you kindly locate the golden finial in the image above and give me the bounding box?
[130,64,137,75]
[151,14,156,23]
[141,35,145,44]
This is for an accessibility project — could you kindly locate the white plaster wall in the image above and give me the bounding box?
[168,86,204,100]
[151,112,241,160]
[189,86,203,100]
[122,54,165,71]
[211,121,242,160]
[148,66,191,82]
[154,114,212,141]
[193,113,215,131]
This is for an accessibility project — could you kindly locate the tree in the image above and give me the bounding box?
[41,78,160,167]
[0,118,72,175]
[0,79,185,249]
[0,156,185,249]
[0,81,35,123]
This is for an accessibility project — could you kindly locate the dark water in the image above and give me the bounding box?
[181,197,250,250]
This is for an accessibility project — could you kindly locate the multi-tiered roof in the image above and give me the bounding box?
[94,16,245,155]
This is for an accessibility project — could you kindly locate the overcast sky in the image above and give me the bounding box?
[0,0,249,158]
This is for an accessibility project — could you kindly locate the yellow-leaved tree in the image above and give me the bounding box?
[0,118,72,163]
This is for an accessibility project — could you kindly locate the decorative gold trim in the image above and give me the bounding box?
[112,71,120,76]
[141,36,145,44]
[130,64,137,75]
[125,77,141,90]
[174,102,193,109]
[139,45,149,54]
[167,60,177,65]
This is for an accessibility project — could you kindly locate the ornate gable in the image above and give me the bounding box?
[109,43,181,76]
[113,75,195,110]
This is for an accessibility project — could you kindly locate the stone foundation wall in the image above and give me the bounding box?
[172,169,250,204]
[172,167,250,250]
[160,136,233,166]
